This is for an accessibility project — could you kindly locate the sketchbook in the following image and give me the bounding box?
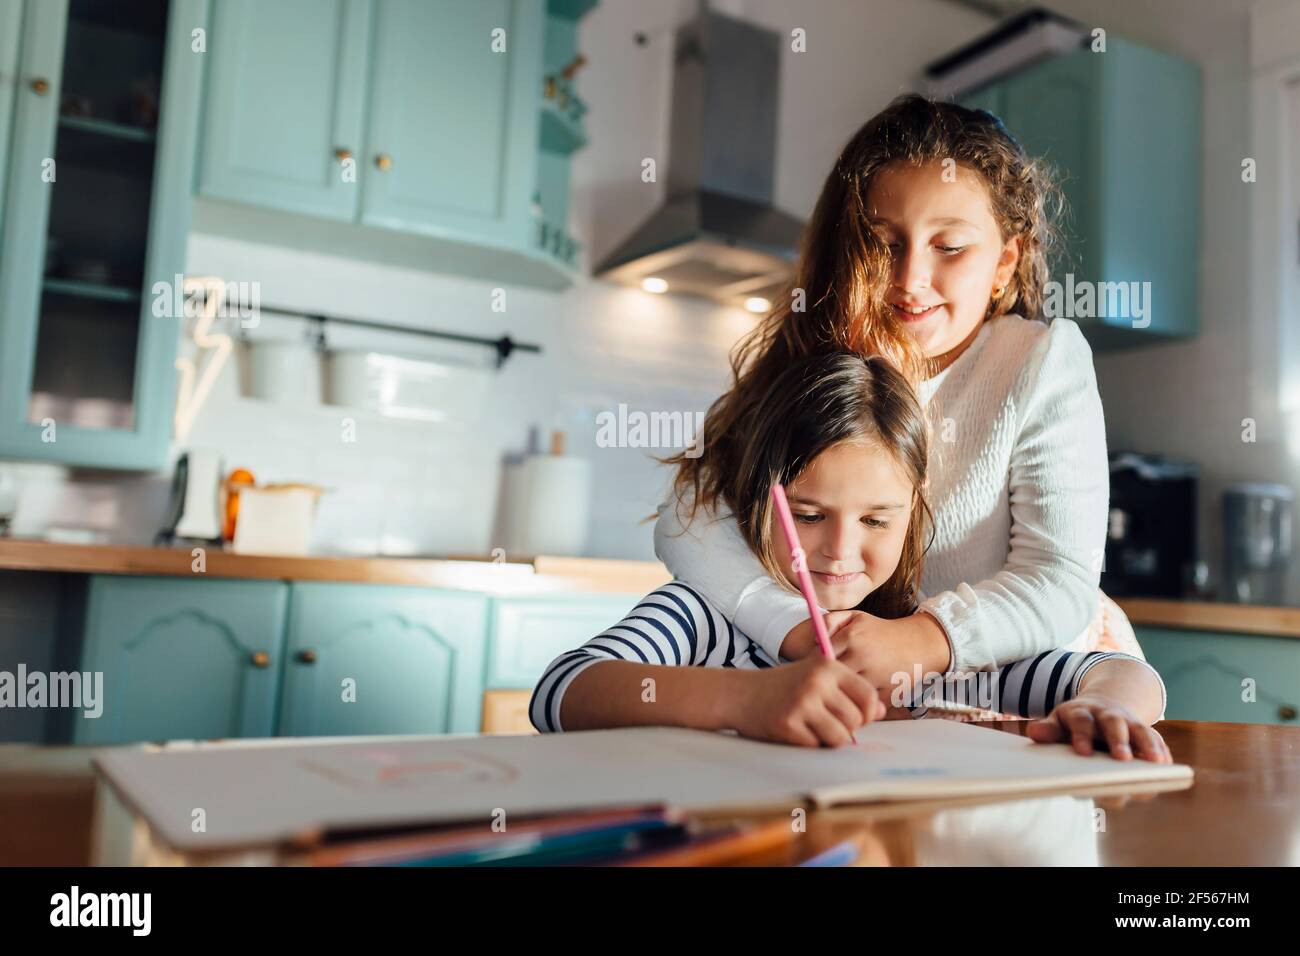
[92,719,1193,854]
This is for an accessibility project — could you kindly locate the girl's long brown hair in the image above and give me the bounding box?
[663,93,1062,559]
[731,352,934,620]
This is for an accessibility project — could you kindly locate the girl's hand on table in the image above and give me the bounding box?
[1026,697,1172,763]
[733,655,886,748]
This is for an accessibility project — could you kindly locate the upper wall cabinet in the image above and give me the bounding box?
[195,0,588,289]
[197,0,371,221]
[0,0,206,469]
[961,37,1201,351]
[360,0,541,248]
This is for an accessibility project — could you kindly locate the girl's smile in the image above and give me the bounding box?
[868,161,1020,358]
[890,301,945,323]
[812,570,864,585]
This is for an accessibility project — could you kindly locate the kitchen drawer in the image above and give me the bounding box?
[485,595,640,689]
[1136,626,1300,726]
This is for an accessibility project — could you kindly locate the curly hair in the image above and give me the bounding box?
[663,93,1064,561]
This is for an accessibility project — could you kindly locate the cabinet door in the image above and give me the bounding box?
[278,584,488,737]
[74,576,289,745]
[0,0,206,469]
[486,594,641,689]
[198,0,371,220]
[1094,38,1201,339]
[360,0,542,247]
[1136,626,1300,726]
[998,49,1100,289]
[0,0,23,229]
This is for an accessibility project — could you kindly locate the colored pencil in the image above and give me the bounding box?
[771,483,835,658]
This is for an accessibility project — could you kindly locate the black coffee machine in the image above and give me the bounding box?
[1101,451,1199,598]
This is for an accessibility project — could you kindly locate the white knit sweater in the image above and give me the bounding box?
[653,314,1109,673]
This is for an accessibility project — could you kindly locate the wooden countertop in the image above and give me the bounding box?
[4,720,1297,866]
[2,539,1295,634]
[0,538,672,596]
[1115,596,1300,639]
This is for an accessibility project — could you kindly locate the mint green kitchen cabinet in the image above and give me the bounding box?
[359,0,542,248]
[0,0,207,469]
[960,37,1201,350]
[1136,626,1300,727]
[191,0,594,287]
[197,0,371,221]
[73,575,289,745]
[956,82,1001,119]
[998,52,1096,287]
[278,583,489,737]
[49,571,656,743]
[485,594,641,689]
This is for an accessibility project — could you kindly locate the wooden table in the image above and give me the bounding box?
[2,720,1296,866]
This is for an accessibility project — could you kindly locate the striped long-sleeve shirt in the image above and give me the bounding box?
[530,581,1167,734]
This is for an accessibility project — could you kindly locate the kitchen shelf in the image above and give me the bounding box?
[59,115,156,143]
[56,115,156,179]
[42,277,141,303]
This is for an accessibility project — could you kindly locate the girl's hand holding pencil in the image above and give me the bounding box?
[729,655,887,748]
[782,610,902,687]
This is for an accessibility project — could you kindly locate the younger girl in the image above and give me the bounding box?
[531,354,1169,762]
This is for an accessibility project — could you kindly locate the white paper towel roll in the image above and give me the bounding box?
[508,455,591,557]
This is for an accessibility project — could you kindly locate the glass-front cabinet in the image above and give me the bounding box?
[0,0,205,469]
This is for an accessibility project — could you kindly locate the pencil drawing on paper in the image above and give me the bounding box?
[298,748,521,791]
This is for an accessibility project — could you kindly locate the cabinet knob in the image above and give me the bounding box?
[374,153,393,172]
[30,78,49,96]
[296,649,317,665]
[249,651,270,668]
[335,147,353,163]
[1280,705,1297,721]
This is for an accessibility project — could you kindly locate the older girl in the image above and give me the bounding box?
[655,93,1129,684]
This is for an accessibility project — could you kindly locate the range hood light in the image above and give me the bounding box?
[641,277,669,294]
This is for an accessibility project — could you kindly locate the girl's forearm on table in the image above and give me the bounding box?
[559,660,744,733]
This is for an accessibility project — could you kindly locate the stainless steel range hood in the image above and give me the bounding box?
[594,5,805,309]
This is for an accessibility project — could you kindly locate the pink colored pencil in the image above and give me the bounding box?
[771,483,857,744]
[770,483,835,659]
